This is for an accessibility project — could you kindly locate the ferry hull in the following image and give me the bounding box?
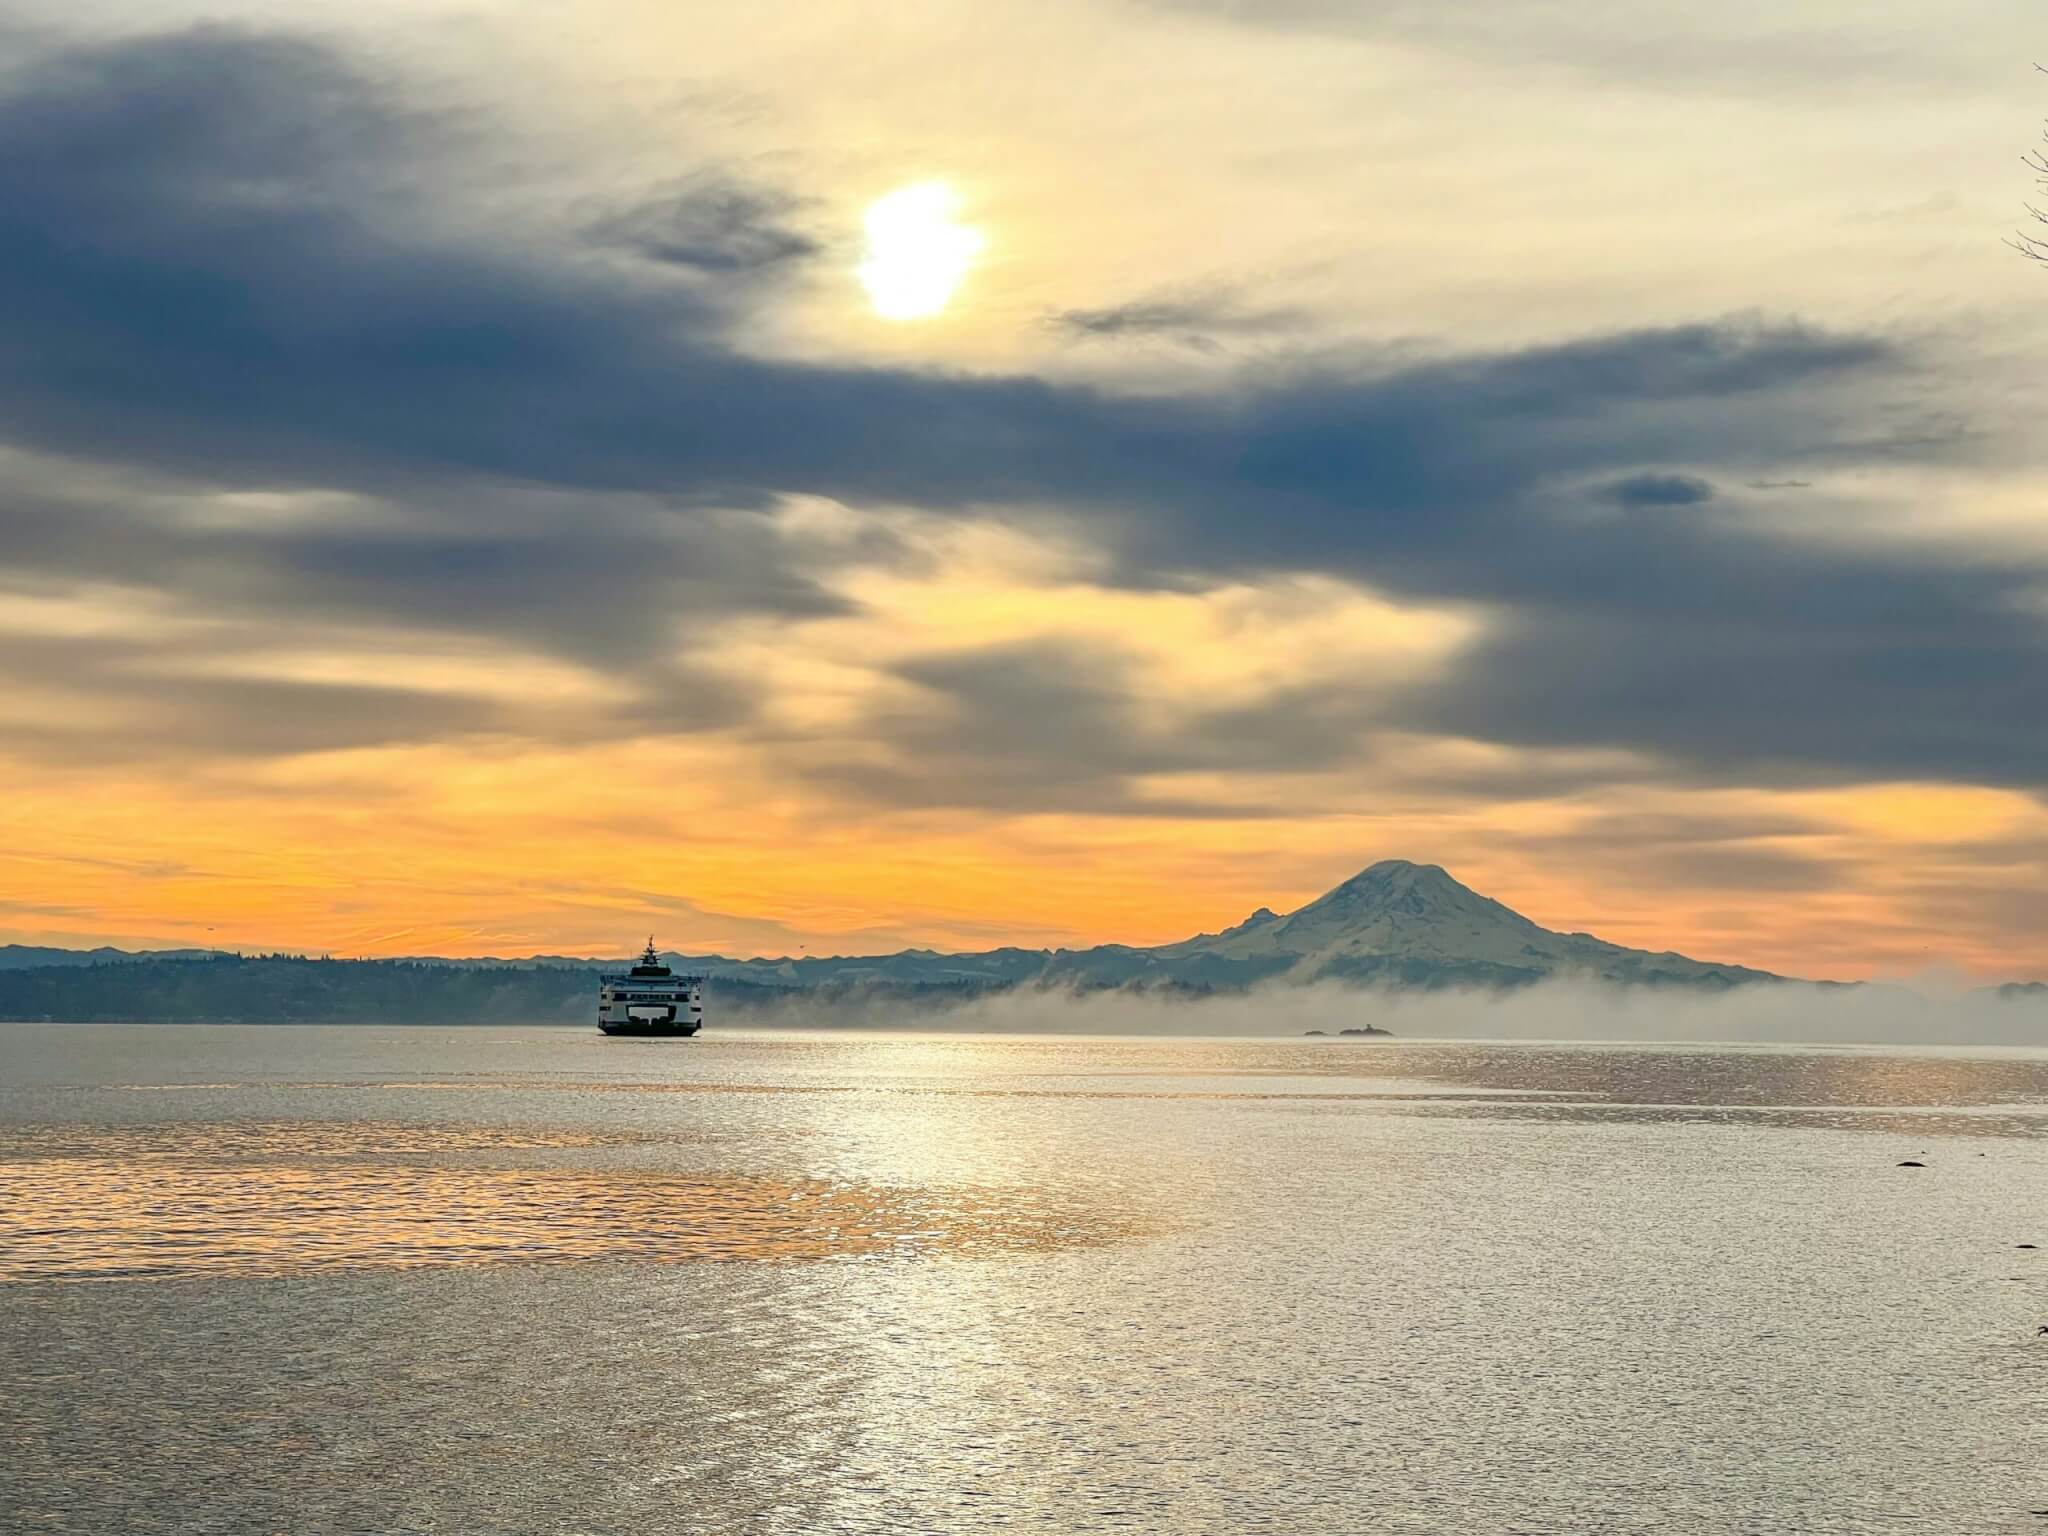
[598,1018,701,1037]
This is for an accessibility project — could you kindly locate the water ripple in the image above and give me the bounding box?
[0,1123,1149,1281]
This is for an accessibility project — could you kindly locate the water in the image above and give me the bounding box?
[3,1024,2046,1533]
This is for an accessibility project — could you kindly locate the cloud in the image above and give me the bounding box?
[586,182,820,274]
[1048,290,1304,351]
[0,28,1909,513]
[1400,548,2048,793]
[1144,0,1950,97]
[0,458,834,758]
[1601,472,1715,508]
[810,639,1397,814]
[1,21,2044,815]
[1487,807,1846,895]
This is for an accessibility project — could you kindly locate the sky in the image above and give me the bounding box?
[1,0,2046,979]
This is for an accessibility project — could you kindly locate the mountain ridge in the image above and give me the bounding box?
[0,944,227,971]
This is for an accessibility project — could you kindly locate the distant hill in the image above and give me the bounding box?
[0,954,878,1025]
[0,956,586,1024]
[0,861,1806,1022]
[0,944,224,971]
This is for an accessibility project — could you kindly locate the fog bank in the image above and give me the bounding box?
[742,979,2048,1048]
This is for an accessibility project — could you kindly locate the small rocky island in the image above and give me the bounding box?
[1304,1026,1393,1037]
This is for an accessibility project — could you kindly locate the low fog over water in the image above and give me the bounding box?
[745,978,2048,1047]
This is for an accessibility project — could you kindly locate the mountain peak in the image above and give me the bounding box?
[1296,859,1482,913]
[1350,858,1454,886]
[1254,860,1549,959]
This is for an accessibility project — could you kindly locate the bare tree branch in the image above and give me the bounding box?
[2018,67,2048,263]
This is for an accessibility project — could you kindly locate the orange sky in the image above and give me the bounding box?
[5,721,2044,979]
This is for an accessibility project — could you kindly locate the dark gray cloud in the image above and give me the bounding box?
[0,609,755,764]
[1402,565,2048,792]
[0,627,503,762]
[1049,291,1304,351]
[836,643,1165,813]
[1602,473,1715,508]
[0,28,1901,516]
[587,182,819,273]
[0,465,851,665]
[808,642,1390,815]
[0,24,2043,802]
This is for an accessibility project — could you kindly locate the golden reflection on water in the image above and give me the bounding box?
[1392,1100,2048,1138]
[112,1076,1560,1104]
[0,1122,1144,1282]
[0,1120,657,1161]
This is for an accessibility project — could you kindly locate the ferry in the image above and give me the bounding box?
[597,939,705,1037]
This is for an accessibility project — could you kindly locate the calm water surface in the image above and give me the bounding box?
[3,1024,2046,1533]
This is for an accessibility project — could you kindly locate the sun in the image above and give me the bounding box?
[857,182,984,321]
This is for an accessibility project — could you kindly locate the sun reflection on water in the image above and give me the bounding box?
[0,1120,1149,1282]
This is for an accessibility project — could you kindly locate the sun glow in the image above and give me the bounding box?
[857,182,983,320]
